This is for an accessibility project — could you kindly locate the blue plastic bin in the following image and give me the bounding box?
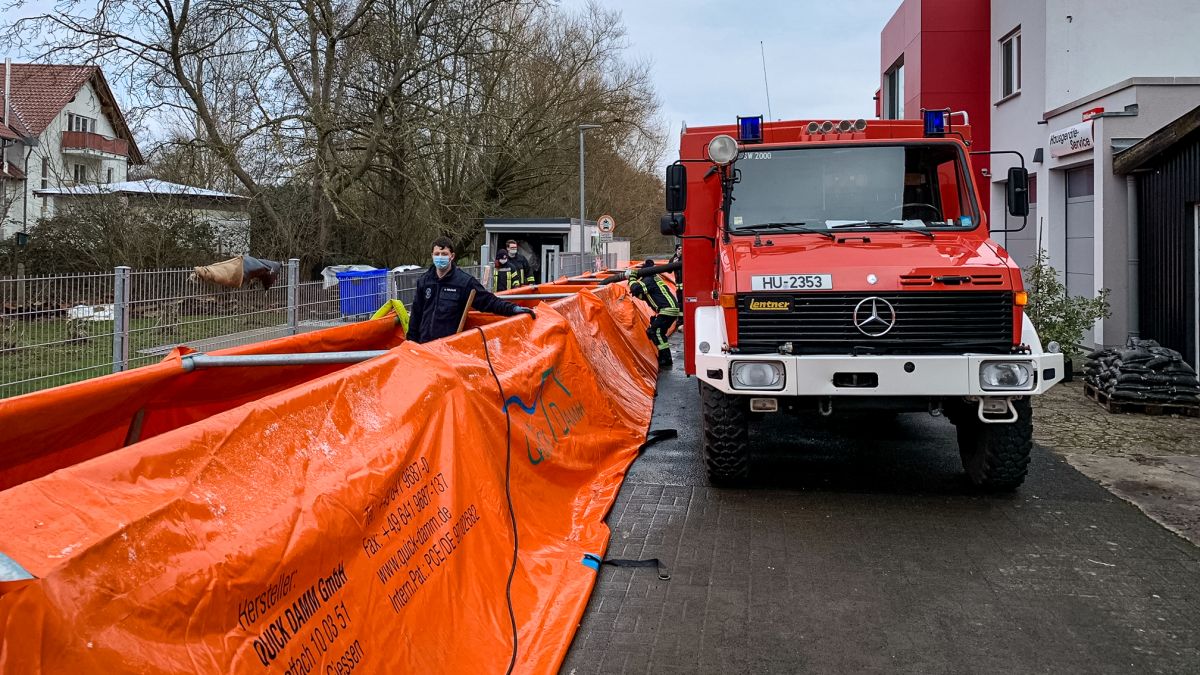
[336,269,388,317]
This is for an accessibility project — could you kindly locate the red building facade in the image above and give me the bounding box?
[879,0,991,214]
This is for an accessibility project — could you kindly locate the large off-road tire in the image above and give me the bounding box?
[955,397,1033,491]
[700,382,750,486]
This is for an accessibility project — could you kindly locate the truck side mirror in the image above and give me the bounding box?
[660,213,686,236]
[1006,166,1030,218]
[665,164,687,213]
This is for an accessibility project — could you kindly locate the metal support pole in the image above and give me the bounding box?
[287,258,299,335]
[578,123,601,255]
[386,268,398,302]
[579,128,586,255]
[112,265,131,373]
[181,350,389,372]
[498,293,573,300]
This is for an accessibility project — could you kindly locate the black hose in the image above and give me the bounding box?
[475,327,520,675]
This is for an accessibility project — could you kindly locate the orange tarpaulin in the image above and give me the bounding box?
[0,283,657,673]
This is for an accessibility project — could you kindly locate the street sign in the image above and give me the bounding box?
[597,214,616,233]
[599,232,613,243]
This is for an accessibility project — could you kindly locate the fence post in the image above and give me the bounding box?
[387,268,397,301]
[15,263,25,309]
[287,258,299,335]
[112,266,131,373]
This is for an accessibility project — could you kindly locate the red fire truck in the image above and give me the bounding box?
[660,112,1063,490]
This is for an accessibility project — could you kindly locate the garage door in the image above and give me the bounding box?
[1065,166,1095,299]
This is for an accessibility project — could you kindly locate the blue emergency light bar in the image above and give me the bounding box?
[737,115,764,143]
[922,109,949,137]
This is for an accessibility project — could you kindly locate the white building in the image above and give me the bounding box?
[1,63,144,240]
[35,179,251,255]
[988,1,1200,348]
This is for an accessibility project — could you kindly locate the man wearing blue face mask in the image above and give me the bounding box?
[406,236,535,343]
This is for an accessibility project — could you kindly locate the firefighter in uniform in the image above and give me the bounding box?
[407,237,534,343]
[504,240,536,286]
[668,243,683,313]
[492,252,524,292]
[628,258,681,368]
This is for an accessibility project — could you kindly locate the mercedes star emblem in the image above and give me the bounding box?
[853,297,896,337]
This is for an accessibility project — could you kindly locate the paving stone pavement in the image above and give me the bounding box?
[1033,380,1200,457]
[1034,380,1200,546]
[560,344,1200,675]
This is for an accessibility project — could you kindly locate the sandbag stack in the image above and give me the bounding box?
[1084,339,1200,407]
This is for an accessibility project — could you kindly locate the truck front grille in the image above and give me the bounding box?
[735,291,1015,355]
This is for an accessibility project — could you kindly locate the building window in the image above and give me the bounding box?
[41,157,49,189]
[66,113,96,133]
[73,163,88,184]
[1001,29,1021,98]
[884,59,904,119]
[106,167,113,183]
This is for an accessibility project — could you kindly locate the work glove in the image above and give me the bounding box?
[514,306,536,320]
[625,269,636,280]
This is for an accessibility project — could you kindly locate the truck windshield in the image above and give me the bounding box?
[727,144,980,233]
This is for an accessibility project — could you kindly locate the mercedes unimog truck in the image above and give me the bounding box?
[660,112,1063,490]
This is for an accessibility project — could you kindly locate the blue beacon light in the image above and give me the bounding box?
[923,109,948,137]
[737,115,764,143]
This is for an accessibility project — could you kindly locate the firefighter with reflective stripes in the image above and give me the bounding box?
[669,243,683,314]
[492,252,525,292]
[628,258,681,368]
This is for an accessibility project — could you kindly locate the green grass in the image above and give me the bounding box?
[1,311,290,399]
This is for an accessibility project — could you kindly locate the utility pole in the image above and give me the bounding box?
[578,123,602,256]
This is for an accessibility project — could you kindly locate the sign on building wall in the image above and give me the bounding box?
[1049,121,1094,158]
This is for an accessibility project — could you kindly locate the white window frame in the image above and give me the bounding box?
[67,113,97,133]
[1001,29,1022,99]
[73,163,88,184]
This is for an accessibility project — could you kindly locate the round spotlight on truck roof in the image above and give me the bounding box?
[820,121,834,133]
[806,121,820,134]
[707,134,739,165]
[837,119,853,132]
[854,118,868,131]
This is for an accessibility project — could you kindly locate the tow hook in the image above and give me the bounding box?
[969,396,1018,424]
[928,400,943,417]
[818,397,834,417]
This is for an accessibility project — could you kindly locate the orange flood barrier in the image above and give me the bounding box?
[0,282,658,674]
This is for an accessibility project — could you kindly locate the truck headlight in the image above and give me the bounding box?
[980,361,1035,391]
[730,360,785,390]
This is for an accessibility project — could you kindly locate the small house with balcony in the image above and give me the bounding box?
[1,63,143,241]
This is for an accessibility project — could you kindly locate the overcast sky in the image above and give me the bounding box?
[4,0,902,164]
[559,0,901,164]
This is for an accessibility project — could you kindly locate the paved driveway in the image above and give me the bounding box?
[561,348,1200,674]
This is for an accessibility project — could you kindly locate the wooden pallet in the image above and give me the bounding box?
[1083,381,1200,417]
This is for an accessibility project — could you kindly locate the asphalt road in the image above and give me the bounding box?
[560,339,1200,675]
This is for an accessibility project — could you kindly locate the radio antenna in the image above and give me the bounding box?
[760,41,774,121]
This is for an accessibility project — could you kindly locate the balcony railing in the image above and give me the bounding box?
[61,131,129,158]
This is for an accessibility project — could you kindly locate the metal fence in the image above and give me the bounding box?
[556,252,619,279]
[0,259,590,399]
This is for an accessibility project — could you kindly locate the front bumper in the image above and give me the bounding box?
[691,306,1063,397]
[697,351,1064,397]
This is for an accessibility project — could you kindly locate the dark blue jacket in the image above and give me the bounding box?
[406,265,522,343]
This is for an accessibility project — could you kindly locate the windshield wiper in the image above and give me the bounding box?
[828,221,935,239]
[736,222,835,240]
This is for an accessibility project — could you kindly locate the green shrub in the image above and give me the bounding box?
[1025,248,1111,359]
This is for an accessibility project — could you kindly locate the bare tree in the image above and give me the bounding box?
[4,0,670,266]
